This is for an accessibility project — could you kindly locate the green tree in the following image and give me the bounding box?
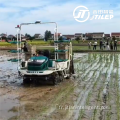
[25,33,31,38]
[75,37,80,43]
[25,33,33,41]
[29,36,35,41]
[44,30,52,41]
[25,33,28,37]
[1,36,6,40]
[13,36,17,41]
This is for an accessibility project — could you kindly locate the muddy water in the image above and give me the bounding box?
[0,52,120,120]
[0,51,21,120]
[0,51,76,120]
[0,94,19,120]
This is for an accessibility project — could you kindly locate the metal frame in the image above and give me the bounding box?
[16,21,73,79]
[15,21,58,70]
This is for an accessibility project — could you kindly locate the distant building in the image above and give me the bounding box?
[0,33,7,38]
[15,34,24,39]
[7,34,15,40]
[0,33,7,37]
[92,32,104,40]
[0,33,7,41]
[82,34,86,40]
[111,32,120,40]
[85,33,93,40]
[74,33,82,39]
[104,34,110,39]
[34,34,43,39]
[62,35,74,40]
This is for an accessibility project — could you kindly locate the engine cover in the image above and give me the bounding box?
[27,56,48,71]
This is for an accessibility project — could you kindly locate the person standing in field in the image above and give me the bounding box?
[22,41,28,52]
[106,41,110,50]
[22,41,32,60]
[102,40,104,50]
[88,42,91,49]
[93,40,97,50]
[110,40,113,50]
[114,40,117,50]
[103,41,106,50]
[100,40,103,50]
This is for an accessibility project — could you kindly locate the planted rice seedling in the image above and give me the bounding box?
[71,53,120,120]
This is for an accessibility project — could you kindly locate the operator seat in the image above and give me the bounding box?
[43,50,54,67]
[43,50,50,58]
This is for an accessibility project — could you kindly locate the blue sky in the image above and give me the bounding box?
[0,0,120,35]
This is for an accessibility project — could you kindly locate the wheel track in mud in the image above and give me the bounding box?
[18,81,76,120]
[18,87,52,100]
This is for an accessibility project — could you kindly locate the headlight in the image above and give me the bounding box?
[28,59,33,62]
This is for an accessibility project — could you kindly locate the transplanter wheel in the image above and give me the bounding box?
[53,72,60,85]
[59,72,64,82]
[66,69,71,79]
[23,77,30,84]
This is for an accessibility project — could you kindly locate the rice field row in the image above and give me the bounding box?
[71,53,120,120]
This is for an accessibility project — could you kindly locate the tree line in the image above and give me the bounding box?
[0,30,52,41]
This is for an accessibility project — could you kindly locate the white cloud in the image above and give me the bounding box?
[0,8,20,13]
[0,0,120,35]
[0,0,48,7]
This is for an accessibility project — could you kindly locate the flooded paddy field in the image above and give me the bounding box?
[0,51,120,120]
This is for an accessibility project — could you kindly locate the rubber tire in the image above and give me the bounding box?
[59,74,64,82]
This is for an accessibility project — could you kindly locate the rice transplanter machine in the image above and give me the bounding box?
[16,21,74,85]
